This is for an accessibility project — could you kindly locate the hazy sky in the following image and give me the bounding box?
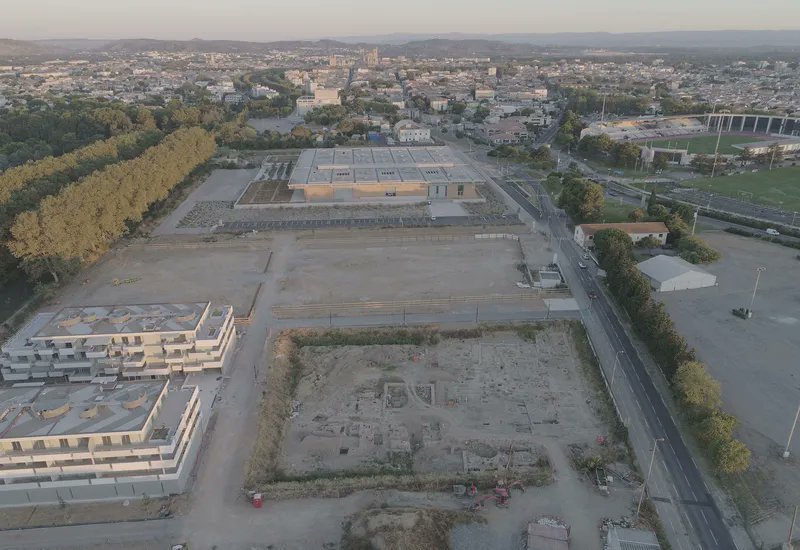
[3,0,799,41]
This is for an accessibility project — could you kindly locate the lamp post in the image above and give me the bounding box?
[691,208,699,236]
[792,211,798,227]
[610,350,625,388]
[748,267,766,314]
[636,438,665,521]
[782,401,800,459]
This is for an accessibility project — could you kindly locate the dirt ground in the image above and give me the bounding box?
[284,326,605,477]
[54,242,270,316]
[277,239,525,305]
[658,230,800,544]
[0,495,187,530]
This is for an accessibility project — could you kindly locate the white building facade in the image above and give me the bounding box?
[0,379,209,505]
[574,222,669,249]
[1,302,236,383]
[393,120,431,143]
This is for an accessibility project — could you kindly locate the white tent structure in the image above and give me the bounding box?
[637,255,717,292]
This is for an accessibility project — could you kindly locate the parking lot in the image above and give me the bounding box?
[658,231,800,526]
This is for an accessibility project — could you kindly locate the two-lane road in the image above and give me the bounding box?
[504,169,737,549]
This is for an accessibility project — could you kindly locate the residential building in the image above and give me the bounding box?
[288,146,483,202]
[574,222,669,249]
[474,88,496,100]
[480,118,530,144]
[296,87,341,115]
[1,302,236,383]
[222,92,245,105]
[393,119,431,143]
[251,85,278,99]
[637,255,717,292]
[0,378,210,505]
[429,98,449,112]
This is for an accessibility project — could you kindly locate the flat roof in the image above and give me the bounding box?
[0,380,166,439]
[289,146,485,187]
[33,302,210,340]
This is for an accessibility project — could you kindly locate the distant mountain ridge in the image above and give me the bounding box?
[330,30,800,48]
[0,29,797,60]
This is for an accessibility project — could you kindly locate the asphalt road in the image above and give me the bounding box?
[505,168,737,550]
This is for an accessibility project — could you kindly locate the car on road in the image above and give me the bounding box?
[588,291,598,299]
[766,228,780,236]
[582,253,590,260]
[578,262,588,269]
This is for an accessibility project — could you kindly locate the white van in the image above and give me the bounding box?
[766,228,780,236]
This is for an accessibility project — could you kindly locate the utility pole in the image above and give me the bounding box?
[788,505,798,547]
[783,401,800,459]
[600,94,607,123]
[792,211,798,227]
[691,208,699,236]
[636,438,664,521]
[748,266,766,314]
[769,143,778,171]
[710,114,724,178]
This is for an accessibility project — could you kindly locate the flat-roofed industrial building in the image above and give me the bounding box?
[288,146,484,202]
[0,377,212,505]
[1,302,236,383]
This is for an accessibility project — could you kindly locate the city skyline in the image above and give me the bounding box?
[2,0,799,41]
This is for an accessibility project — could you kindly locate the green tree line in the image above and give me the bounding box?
[557,172,604,223]
[563,88,649,116]
[9,128,216,282]
[578,134,642,168]
[593,229,750,473]
[0,131,160,204]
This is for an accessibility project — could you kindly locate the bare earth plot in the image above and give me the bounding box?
[285,328,604,476]
[658,231,800,543]
[277,239,524,305]
[57,243,269,317]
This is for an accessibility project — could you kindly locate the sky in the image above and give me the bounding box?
[2,0,799,41]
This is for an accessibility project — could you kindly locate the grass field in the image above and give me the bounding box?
[689,167,800,211]
[599,200,636,223]
[645,135,771,155]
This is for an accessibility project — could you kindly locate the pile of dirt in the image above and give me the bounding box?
[342,507,483,550]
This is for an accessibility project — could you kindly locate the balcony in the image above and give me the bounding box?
[162,335,193,353]
[122,353,146,368]
[53,359,92,370]
[85,346,108,359]
[164,351,186,364]
[122,343,145,354]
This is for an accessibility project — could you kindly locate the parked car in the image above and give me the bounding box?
[578,262,587,269]
[766,228,780,236]
[582,253,590,260]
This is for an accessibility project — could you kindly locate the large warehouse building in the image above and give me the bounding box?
[637,255,717,292]
[287,146,483,202]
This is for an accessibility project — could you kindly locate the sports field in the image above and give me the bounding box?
[646,135,770,155]
[691,167,800,211]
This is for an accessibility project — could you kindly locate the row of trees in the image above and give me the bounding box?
[9,128,216,282]
[563,88,650,116]
[554,110,586,149]
[644,193,721,263]
[593,229,750,473]
[487,145,556,170]
[0,131,156,204]
[577,134,642,168]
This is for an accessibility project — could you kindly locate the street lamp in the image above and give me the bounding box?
[747,266,767,315]
[636,438,665,521]
[792,211,798,227]
[610,350,625,388]
[782,401,800,459]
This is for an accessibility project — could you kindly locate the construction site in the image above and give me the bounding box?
[283,325,601,477]
[244,323,643,549]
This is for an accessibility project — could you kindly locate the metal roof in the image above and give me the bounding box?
[637,254,714,283]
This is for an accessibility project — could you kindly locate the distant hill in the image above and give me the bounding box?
[332,30,800,49]
[99,38,358,54]
[0,38,58,57]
